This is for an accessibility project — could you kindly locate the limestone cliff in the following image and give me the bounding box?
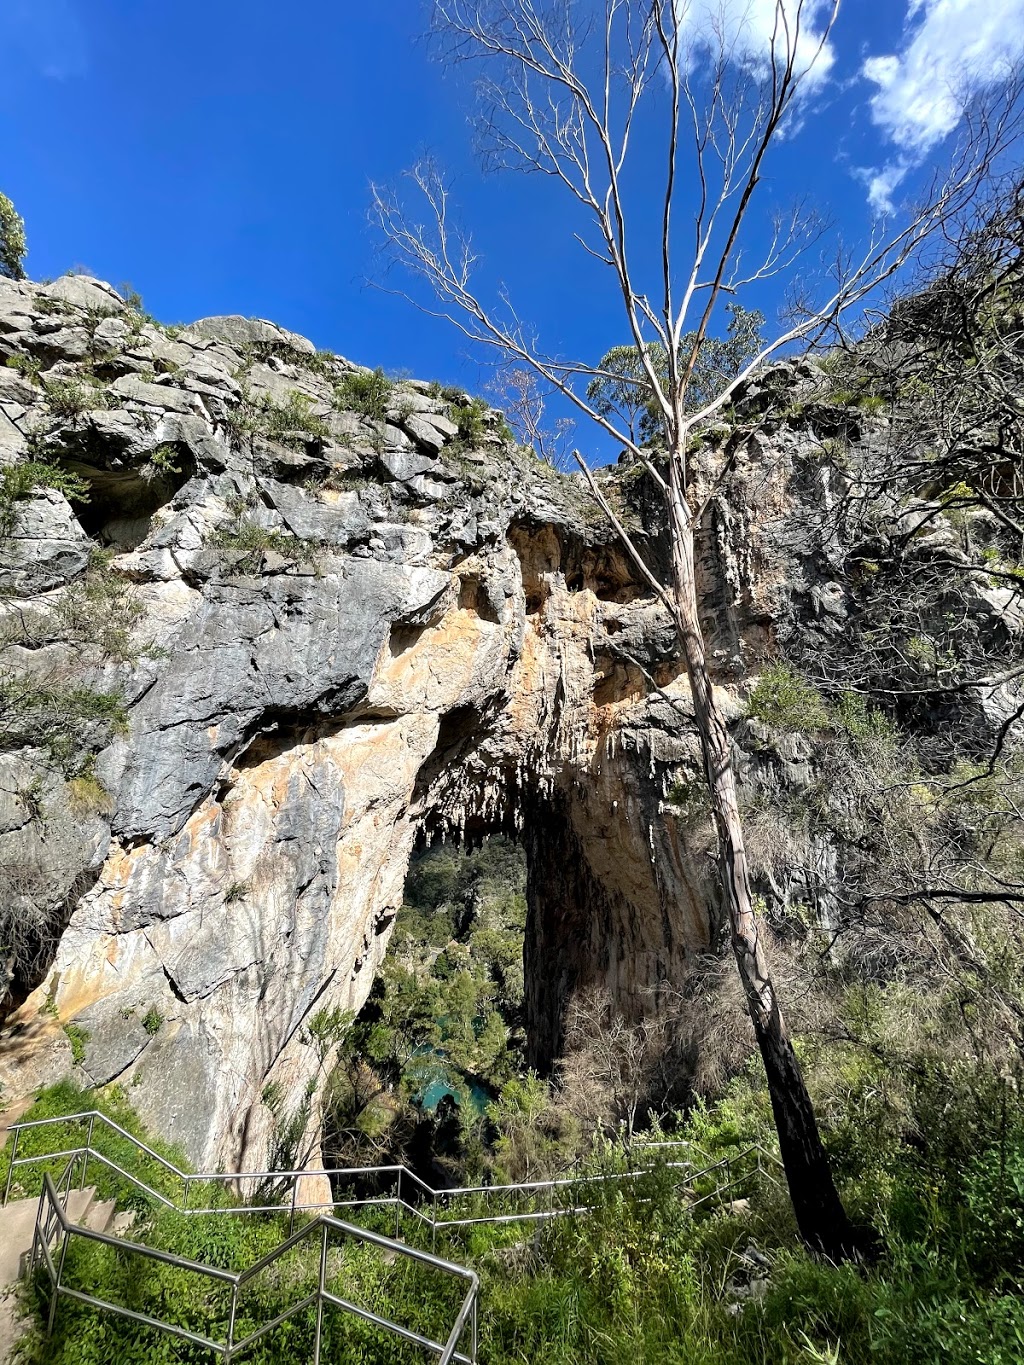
[0,274,1018,1169]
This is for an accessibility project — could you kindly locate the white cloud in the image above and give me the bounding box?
[675,0,837,89]
[860,0,1024,213]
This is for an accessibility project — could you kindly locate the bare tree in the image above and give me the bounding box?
[372,0,1021,1258]
[558,986,668,1146]
[486,361,577,467]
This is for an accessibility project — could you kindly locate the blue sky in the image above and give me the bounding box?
[2,0,1021,456]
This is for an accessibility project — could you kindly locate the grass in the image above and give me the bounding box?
[0,1081,190,1208]
[61,1023,90,1066]
[67,771,115,817]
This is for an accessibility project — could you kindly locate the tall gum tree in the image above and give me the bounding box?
[372,0,1021,1259]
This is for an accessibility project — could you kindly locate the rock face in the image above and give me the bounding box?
[0,275,1018,1170]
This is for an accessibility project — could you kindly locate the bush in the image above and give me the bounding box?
[259,390,331,447]
[0,459,91,536]
[212,518,320,574]
[53,561,146,663]
[746,664,829,731]
[43,376,107,420]
[447,396,489,449]
[334,367,392,423]
[0,672,128,774]
[5,353,42,383]
[0,190,27,280]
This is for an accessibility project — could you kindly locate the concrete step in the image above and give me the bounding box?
[0,1196,38,1365]
[0,1186,120,1290]
[0,1182,131,1362]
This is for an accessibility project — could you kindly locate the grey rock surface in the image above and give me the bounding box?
[0,489,92,595]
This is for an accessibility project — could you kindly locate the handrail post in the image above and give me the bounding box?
[313,1223,328,1365]
[288,1172,298,1236]
[183,1175,190,1213]
[225,1282,238,1363]
[31,1182,48,1276]
[3,1128,19,1206]
[472,1291,478,1364]
[80,1114,95,1191]
[48,1225,71,1336]
[395,1167,401,1241]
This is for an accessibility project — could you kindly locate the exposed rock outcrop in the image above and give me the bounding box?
[0,274,1018,1170]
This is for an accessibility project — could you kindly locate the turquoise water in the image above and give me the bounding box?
[412,1045,491,1115]
[420,1073,490,1114]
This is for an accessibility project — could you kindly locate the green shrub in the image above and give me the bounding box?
[832,691,896,745]
[815,435,848,466]
[0,673,128,773]
[447,396,489,448]
[746,664,829,732]
[147,442,182,475]
[50,562,146,663]
[43,376,107,420]
[334,367,392,423]
[142,1006,163,1036]
[5,353,42,383]
[259,389,331,447]
[212,519,319,573]
[0,459,91,536]
[0,190,27,280]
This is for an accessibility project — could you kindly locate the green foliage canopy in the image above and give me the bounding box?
[0,191,26,280]
[586,304,764,445]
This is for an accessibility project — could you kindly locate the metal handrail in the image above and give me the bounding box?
[32,1161,479,1364]
[12,1117,765,1363]
[5,1109,755,1237]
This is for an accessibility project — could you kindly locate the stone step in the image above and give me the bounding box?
[0,1182,130,1363]
[0,1195,38,1365]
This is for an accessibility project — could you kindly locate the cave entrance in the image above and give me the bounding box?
[322,833,529,1188]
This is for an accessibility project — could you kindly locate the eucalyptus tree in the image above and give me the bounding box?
[372,0,1020,1258]
[0,191,27,281]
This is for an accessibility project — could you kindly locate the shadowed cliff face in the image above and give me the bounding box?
[2,275,1018,1170]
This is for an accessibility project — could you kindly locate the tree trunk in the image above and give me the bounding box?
[666,469,860,1260]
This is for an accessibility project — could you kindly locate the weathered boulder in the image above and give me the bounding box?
[0,489,92,595]
[183,315,316,357]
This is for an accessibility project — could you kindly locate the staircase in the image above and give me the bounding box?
[0,1185,133,1362]
[1,1109,764,1363]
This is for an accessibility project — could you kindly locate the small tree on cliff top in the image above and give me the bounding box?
[372,0,1021,1259]
[0,192,27,281]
